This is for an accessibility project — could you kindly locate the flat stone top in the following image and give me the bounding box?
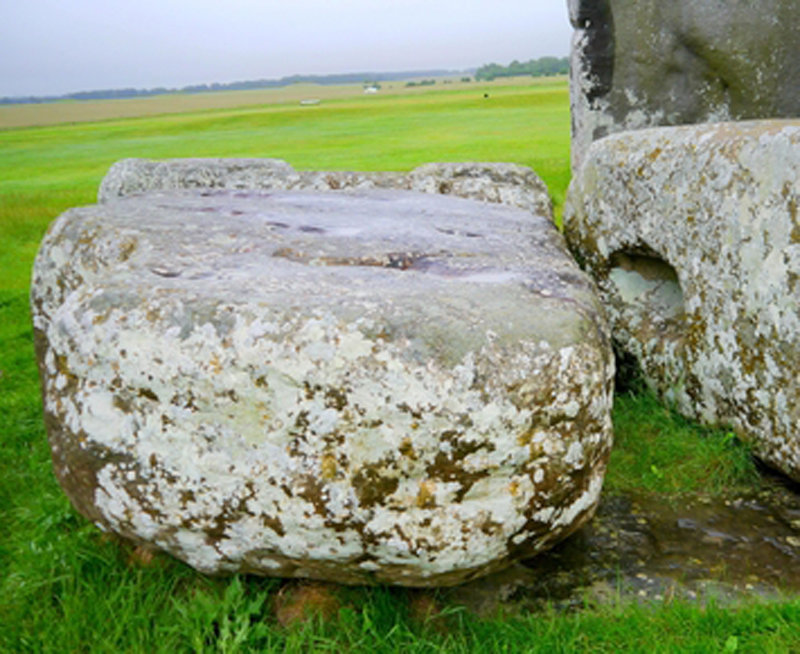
[38,188,603,357]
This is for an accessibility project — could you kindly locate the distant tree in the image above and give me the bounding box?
[475,56,568,81]
[475,63,504,81]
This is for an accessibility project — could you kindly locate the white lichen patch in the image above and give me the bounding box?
[565,119,800,481]
[32,186,613,586]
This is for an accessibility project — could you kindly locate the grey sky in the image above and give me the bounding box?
[0,1,571,98]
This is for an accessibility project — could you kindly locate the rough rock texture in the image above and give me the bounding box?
[32,187,613,586]
[568,0,800,172]
[98,158,553,219]
[564,119,800,481]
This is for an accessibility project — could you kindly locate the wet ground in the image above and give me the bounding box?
[445,474,800,614]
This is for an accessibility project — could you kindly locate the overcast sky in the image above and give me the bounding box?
[0,0,571,98]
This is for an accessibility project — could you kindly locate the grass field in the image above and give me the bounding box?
[1,77,797,652]
[0,75,562,130]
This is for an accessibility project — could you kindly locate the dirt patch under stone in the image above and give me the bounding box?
[274,581,342,628]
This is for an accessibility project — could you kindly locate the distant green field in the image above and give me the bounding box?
[2,78,792,652]
[0,75,563,130]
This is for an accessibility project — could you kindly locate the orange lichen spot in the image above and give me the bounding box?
[320,454,338,480]
[416,479,437,509]
[209,353,222,374]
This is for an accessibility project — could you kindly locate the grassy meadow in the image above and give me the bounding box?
[0,75,559,130]
[1,78,797,652]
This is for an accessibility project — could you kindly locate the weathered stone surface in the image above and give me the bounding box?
[405,162,553,217]
[98,158,553,219]
[33,187,613,586]
[568,0,800,172]
[97,157,305,199]
[564,119,800,480]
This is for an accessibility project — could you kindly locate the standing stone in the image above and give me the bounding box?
[33,185,613,586]
[568,0,800,172]
[564,119,800,481]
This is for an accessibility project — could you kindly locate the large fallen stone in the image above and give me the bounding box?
[564,119,800,480]
[568,0,800,172]
[32,187,614,586]
[98,158,553,219]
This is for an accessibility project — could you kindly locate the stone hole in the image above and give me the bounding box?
[608,250,686,327]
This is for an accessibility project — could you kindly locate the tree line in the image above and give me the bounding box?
[0,70,464,105]
[2,57,569,105]
[475,56,569,81]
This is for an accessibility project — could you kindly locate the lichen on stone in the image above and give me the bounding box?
[564,119,800,481]
[33,182,614,586]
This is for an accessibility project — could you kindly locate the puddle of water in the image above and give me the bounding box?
[446,477,800,614]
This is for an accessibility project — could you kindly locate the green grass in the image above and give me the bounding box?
[4,564,799,652]
[607,389,760,498]
[0,78,788,651]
